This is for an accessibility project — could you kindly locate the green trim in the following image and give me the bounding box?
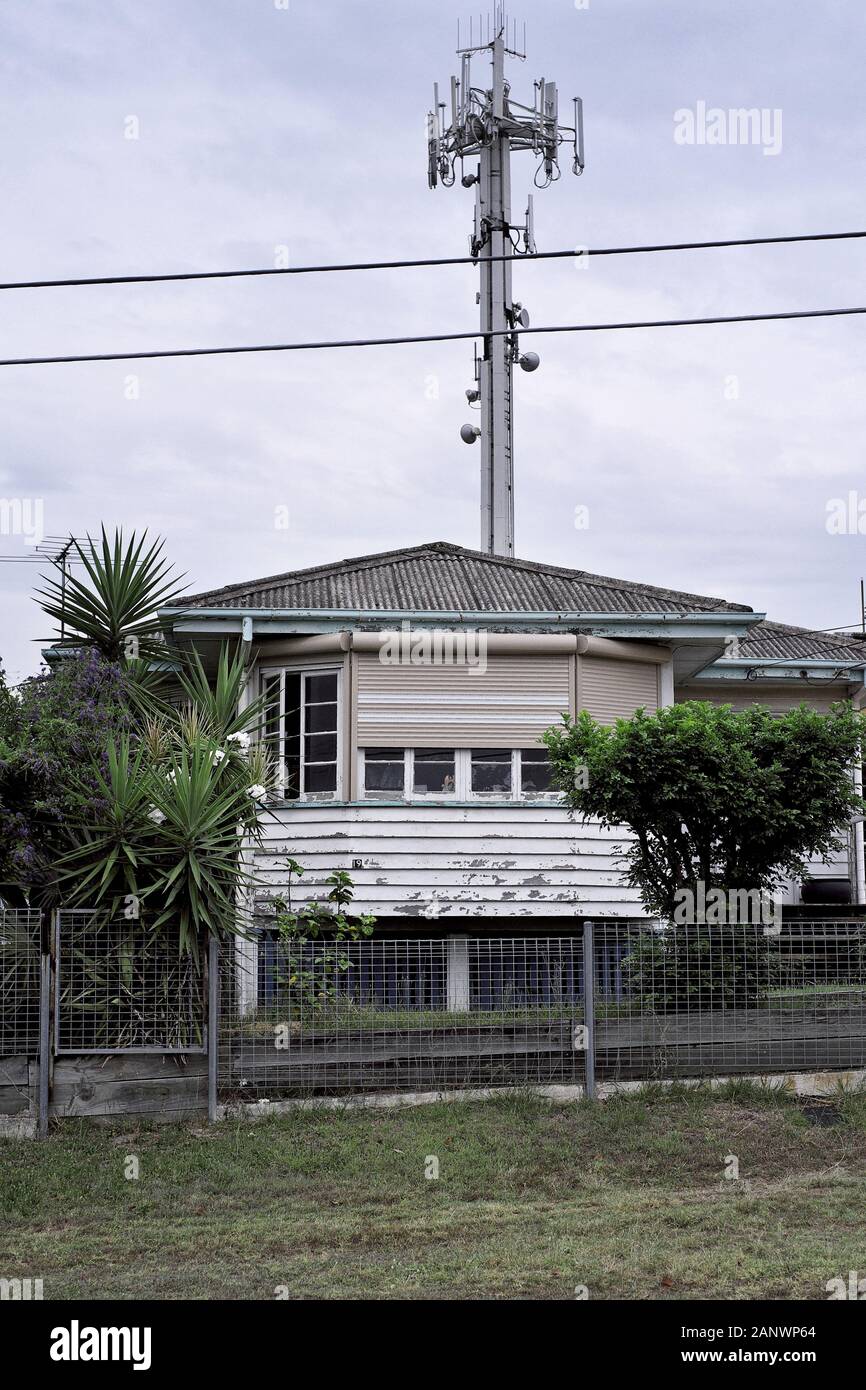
[265,798,567,810]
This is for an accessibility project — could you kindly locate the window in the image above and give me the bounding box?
[471,749,512,796]
[363,748,405,798]
[261,667,340,799]
[520,748,553,796]
[412,749,456,796]
[359,748,558,801]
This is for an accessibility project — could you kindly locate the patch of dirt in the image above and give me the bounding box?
[798,1100,845,1127]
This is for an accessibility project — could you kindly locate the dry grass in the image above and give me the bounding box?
[2,1082,866,1299]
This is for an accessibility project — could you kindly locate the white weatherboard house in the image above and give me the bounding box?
[161,540,866,945]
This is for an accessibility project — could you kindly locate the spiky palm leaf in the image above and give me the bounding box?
[178,646,267,741]
[55,736,156,907]
[36,527,187,663]
[143,742,264,960]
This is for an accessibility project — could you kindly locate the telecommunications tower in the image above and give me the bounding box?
[427,7,584,556]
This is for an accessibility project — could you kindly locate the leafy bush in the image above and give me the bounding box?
[269,859,375,1016]
[544,700,864,919]
[622,928,783,1012]
[0,651,134,904]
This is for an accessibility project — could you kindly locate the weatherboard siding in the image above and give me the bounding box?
[253,803,642,919]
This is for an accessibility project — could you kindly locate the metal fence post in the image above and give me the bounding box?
[37,911,54,1138]
[583,919,596,1099]
[208,935,220,1123]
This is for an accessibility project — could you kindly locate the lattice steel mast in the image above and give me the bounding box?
[427,7,584,556]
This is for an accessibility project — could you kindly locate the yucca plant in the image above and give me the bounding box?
[55,737,156,908]
[177,646,267,743]
[144,741,267,961]
[37,527,187,665]
[58,706,274,962]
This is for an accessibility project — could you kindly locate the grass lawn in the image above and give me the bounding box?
[3,1083,866,1299]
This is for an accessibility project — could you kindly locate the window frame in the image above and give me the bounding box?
[357,747,561,802]
[259,662,343,801]
[360,746,408,800]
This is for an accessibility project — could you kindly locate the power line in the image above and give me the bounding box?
[0,229,864,293]
[1,303,865,369]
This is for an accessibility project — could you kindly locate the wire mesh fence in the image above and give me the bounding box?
[219,934,588,1098]
[0,910,42,1056]
[593,921,866,1082]
[10,911,866,1114]
[55,910,206,1053]
[218,921,866,1102]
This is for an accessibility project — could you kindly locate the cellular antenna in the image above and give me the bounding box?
[429,5,584,556]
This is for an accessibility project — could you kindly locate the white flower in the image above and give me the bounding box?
[147,806,166,824]
[212,748,226,766]
[227,731,251,751]
[248,783,268,802]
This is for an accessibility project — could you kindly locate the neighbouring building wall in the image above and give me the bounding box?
[680,685,842,716]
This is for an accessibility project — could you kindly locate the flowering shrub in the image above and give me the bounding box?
[0,650,134,903]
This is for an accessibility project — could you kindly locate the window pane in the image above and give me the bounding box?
[521,750,552,793]
[263,676,281,744]
[305,701,338,734]
[305,733,337,764]
[283,673,301,735]
[471,749,512,794]
[305,672,338,704]
[284,756,301,800]
[306,761,337,793]
[366,750,405,795]
[413,750,455,795]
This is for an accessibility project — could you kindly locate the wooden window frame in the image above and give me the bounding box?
[357,747,561,803]
[260,663,343,801]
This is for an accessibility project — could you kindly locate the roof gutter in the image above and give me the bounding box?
[690,658,866,681]
[161,606,765,641]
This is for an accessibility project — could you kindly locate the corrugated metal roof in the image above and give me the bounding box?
[177,543,865,664]
[180,540,753,616]
[737,620,866,663]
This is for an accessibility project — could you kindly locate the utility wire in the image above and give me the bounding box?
[1,229,864,292]
[1,304,864,368]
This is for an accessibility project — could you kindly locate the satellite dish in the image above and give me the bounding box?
[518,351,540,373]
[516,306,530,328]
[460,423,481,444]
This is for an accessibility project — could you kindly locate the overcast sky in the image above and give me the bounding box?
[1,0,864,682]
